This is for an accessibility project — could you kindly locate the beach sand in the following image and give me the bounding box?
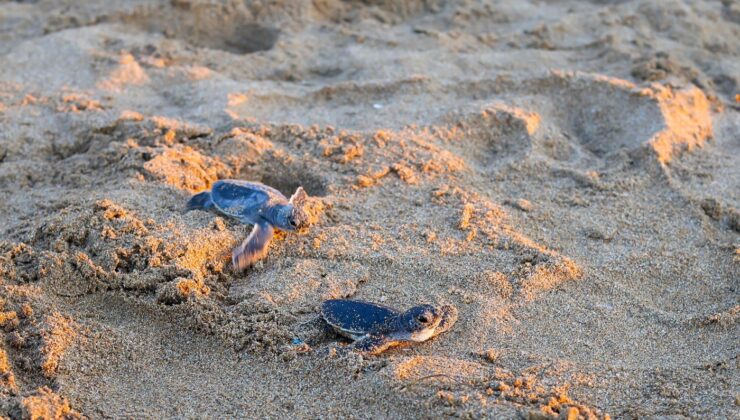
[0,0,738,418]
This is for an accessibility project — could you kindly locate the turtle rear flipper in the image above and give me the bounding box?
[187,191,214,211]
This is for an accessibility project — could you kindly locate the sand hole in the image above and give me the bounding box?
[133,6,279,55]
[566,92,663,158]
[523,74,667,160]
[155,22,279,55]
[260,172,326,198]
[340,0,444,19]
[187,23,279,55]
[441,104,539,168]
[238,163,328,198]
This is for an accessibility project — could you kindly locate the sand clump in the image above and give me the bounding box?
[21,387,83,420]
[0,0,738,418]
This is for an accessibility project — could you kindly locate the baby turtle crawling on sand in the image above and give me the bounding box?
[187,180,309,270]
[320,299,458,355]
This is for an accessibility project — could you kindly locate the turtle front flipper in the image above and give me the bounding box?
[232,221,275,270]
[350,334,396,355]
[186,191,214,211]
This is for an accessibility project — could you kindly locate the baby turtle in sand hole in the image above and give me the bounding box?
[320,299,458,355]
[187,180,309,270]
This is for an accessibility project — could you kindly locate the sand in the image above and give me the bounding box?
[0,0,738,418]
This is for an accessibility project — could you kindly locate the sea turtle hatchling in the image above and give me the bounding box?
[186,180,309,270]
[320,299,458,355]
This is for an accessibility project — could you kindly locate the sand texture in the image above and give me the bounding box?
[0,0,738,418]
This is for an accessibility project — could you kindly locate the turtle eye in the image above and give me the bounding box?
[417,315,429,324]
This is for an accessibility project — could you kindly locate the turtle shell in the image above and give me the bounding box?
[321,299,399,339]
[211,180,286,219]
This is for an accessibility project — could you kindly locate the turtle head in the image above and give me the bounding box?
[287,205,309,230]
[399,304,443,342]
[280,187,309,230]
[272,205,308,231]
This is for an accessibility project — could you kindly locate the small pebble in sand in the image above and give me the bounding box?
[423,230,437,243]
[458,203,475,230]
[356,175,374,188]
[563,407,580,420]
[281,351,297,362]
[728,209,740,232]
[496,381,510,392]
[701,198,722,221]
[391,163,418,184]
[211,217,226,231]
[506,198,534,212]
[433,184,450,198]
[20,304,33,318]
[482,349,500,363]
[584,227,616,242]
[0,312,18,331]
[156,278,209,304]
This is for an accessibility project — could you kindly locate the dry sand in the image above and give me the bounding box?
[0,0,738,418]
